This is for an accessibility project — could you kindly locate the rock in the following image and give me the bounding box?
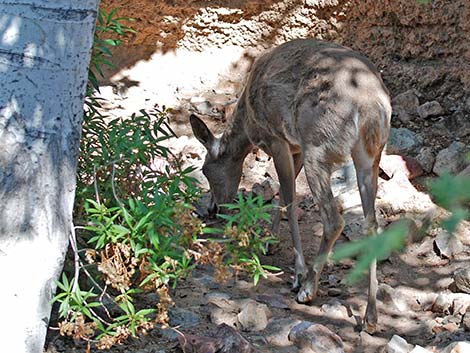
[169,307,201,328]
[417,101,445,119]
[387,128,423,155]
[454,268,470,294]
[177,323,255,353]
[377,284,409,312]
[288,321,344,353]
[431,294,453,315]
[256,293,290,309]
[190,96,215,115]
[433,230,464,259]
[415,147,435,174]
[207,293,239,328]
[264,317,302,346]
[448,112,470,138]
[409,346,432,353]
[237,300,269,331]
[392,89,420,123]
[433,142,469,176]
[210,307,239,328]
[252,177,280,201]
[377,173,436,214]
[206,292,237,310]
[359,331,388,349]
[379,154,423,180]
[441,341,470,353]
[458,164,470,177]
[452,294,470,315]
[463,312,470,331]
[383,335,413,353]
[320,300,351,322]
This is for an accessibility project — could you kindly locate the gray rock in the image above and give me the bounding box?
[169,307,201,328]
[207,293,239,327]
[265,317,302,347]
[288,321,344,353]
[190,96,214,115]
[417,100,445,119]
[458,164,470,177]
[383,335,413,353]
[451,294,470,315]
[431,294,453,315]
[433,230,464,259]
[320,300,350,321]
[454,268,470,294]
[463,312,470,331]
[252,177,280,202]
[433,141,469,176]
[441,341,470,353]
[210,307,239,328]
[256,293,290,309]
[176,323,255,353]
[392,89,420,123]
[376,173,435,214]
[378,284,409,312]
[379,154,423,179]
[387,128,423,155]
[448,112,470,138]
[237,300,269,332]
[409,346,432,353]
[415,147,435,174]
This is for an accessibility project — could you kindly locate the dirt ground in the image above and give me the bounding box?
[45,1,470,352]
[46,170,470,352]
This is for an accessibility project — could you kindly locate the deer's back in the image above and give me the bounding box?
[242,39,391,158]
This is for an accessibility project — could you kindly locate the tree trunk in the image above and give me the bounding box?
[0,1,99,352]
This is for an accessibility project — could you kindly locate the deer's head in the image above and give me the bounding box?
[190,114,244,215]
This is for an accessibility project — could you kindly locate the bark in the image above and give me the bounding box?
[0,1,99,352]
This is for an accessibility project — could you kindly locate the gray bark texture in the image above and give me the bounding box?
[0,1,99,352]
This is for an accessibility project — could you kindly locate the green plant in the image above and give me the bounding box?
[332,172,470,284]
[88,8,135,92]
[216,193,280,284]
[430,172,470,233]
[53,8,205,348]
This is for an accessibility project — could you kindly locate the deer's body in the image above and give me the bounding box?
[190,39,391,332]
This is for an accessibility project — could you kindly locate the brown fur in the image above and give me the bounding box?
[191,38,392,333]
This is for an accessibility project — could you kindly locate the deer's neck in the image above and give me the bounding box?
[221,92,254,161]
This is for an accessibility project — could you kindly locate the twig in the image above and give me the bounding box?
[111,162,125,209]
[93,164,101,206]
[69,222,81,293]
[69,225,115,325]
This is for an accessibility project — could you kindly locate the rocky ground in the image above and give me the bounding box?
[46,1,470,352]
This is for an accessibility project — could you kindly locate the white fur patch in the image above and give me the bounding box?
[211,137,222,157]
[353,108,359,136]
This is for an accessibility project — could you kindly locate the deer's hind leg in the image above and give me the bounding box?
[352,140,384,333]
[297,148,345,303]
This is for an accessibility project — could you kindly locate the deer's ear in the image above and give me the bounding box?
[190,114,215,150]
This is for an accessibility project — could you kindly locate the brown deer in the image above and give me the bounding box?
[190,38,391,332]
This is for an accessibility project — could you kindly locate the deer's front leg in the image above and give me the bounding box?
[270,143,307,290]
[271,153,303,237]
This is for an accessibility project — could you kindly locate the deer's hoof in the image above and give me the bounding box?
[363,320,377,334]
[363,314,378,334]
[296,282,317,304]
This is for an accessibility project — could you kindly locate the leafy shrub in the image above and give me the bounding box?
[53,8,276,349]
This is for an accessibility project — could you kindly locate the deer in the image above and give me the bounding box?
[190,38,391,333]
